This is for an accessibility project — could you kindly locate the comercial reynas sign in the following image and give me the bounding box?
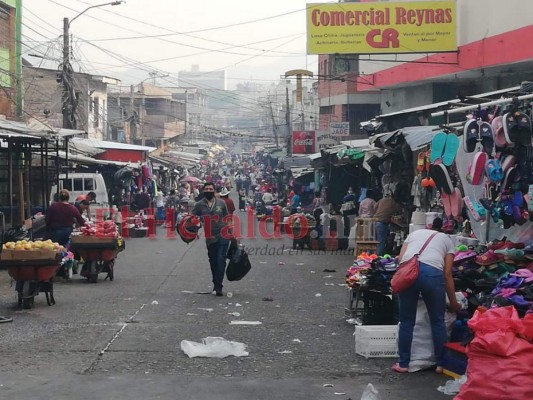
[306,1,457,54]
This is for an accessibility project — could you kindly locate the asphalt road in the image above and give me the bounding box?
[0,212,451,400]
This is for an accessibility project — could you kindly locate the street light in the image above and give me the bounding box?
[62,1,124,129]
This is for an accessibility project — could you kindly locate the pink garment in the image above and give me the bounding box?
[359,198,377,217]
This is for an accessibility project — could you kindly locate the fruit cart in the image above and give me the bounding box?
[0,248,60,309]
[69,235,124,283]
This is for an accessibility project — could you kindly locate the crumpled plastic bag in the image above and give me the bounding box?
[180,337,249,358]
[361,383,380,400]
[437,375,467,395]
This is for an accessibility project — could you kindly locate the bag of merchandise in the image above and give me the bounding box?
[455,306,533,400]
[226,246,252,282]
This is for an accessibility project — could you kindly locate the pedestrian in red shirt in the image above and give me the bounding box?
[219,188,235,215]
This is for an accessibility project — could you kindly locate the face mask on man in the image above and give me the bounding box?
[204,192,215,200]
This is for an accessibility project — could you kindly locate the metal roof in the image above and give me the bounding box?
[360,85,522,127]
[56,151,134,167]
[71,138,157,152]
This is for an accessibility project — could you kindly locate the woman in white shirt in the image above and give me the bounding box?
[392,218,461,374]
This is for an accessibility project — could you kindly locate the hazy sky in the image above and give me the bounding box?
[22,0,326,89]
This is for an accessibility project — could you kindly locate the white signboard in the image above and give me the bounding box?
[330,122,350,137]
[315,130,340,150]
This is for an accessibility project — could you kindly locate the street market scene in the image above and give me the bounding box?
[1,1,533,399]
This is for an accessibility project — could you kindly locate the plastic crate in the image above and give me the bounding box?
[355,325,398,358]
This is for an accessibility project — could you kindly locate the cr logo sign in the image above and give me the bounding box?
[366,28,400,49]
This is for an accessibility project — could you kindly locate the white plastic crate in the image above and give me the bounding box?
[354,325,398,358]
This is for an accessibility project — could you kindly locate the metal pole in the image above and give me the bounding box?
[431,93,533,117]
[65,138,69,182]
[40,142,45,211]
[8,140,12,225]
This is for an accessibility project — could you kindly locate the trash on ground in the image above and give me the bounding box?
[292,338,302,343]
[334,392,346,396]
[235,303,242,307]
[228,312,241,317]
[323,275,333,278]
[226,292,233,298]
[296,263,305,266]
[323,384,334,387]
[325,283,335,286]
[186,313,197,316]
[319,324,326,327]
[278,262,285,265]
[323,269,336,273]
[346,318,358,325]
[437,375,467,395]
[151,300,159,305]
[338,284,345,287]
[262,297,274,302]
[259,261,267,264]
[278,350,292,354]
[230,320,262,325]
[315,293,322,297]
[361,383,381,400]
[180,337,249,358]
[275,304,281,308]
[198,308,213,312]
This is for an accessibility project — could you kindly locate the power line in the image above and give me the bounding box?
[43,0,306,58]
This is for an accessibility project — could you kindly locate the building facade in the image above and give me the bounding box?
[0,0,21,119]
[316,0,533,131]
[23,66,120,140]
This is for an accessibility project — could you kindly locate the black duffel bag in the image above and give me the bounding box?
[226,239,252,281]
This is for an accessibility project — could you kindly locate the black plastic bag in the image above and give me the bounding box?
[226,244,251,282]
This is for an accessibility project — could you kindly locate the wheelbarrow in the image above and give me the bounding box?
[70,238,124,283]
[1,258,59,309]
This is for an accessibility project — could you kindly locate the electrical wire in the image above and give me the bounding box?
[43,0,306,58]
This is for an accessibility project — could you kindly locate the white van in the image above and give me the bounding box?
[50,173,110,217]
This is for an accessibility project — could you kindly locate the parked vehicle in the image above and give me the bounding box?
[50,173,110,218]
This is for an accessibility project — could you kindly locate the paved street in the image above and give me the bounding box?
[0,217,450,400]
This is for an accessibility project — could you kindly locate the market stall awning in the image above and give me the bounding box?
[72,138,157,153]
[290,167,314,179]
[340,139,370,148]
[56,151,134,167]
[370,126,441,151]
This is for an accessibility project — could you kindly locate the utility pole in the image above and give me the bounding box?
[62,2,124,130]
[184,90,188,142]
[129,84,134,143]
[62,17,75,129]
[140,83,145,146]
[269,101,280,148]
[285,87,291,155]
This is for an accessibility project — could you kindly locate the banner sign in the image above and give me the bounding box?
[315,131,340,151]
[292,131,316,154]
[307,1,457,54]
[330,122,350,136]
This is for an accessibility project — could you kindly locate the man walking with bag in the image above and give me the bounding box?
[191,182,231,296]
